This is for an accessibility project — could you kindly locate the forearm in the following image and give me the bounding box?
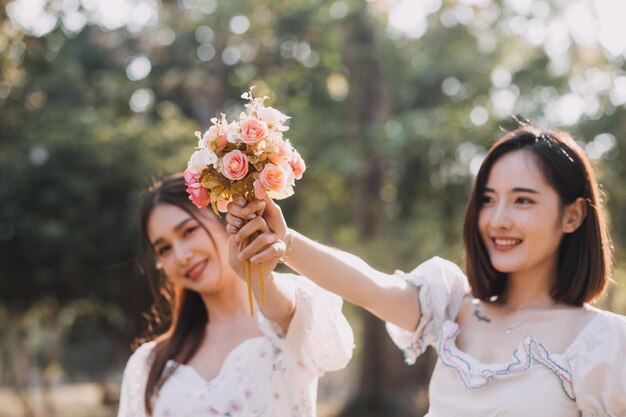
[282,229,420,331]
[252,270,296,333]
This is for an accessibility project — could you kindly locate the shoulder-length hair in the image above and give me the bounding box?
[137,174,226,415]
[463,126,612,305]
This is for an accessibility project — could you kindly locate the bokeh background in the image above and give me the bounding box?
[1,0,626,416]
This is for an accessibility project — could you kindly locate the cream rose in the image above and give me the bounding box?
[225,121,243,144]
[256,106,290,131]
[188,149,218,173]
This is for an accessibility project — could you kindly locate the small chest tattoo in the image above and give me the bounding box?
[473,309,491,323]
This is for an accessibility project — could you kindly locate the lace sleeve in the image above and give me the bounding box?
[257,273,354,377]
[385,257,469,364]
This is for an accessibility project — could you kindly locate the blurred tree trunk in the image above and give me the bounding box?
[190,30,228,124]
[343,9,388,238]
[338,7,432,417]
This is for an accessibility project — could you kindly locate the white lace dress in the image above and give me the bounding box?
[117,273,354,417]
[386,257,626,417]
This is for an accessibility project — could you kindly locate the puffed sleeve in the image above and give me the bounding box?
[257,272,354,377]
[567,311,626,417]
[117,342,154,417]
[385,256,469,364]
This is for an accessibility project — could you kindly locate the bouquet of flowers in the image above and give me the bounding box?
[184,87,306,315]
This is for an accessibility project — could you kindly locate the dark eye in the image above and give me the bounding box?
[481,195,494,205]
[157,245,171,256]
[182,226,198,237]
[515,196,535,205]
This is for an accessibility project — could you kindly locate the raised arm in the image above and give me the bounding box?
[227,215,295,332]
[227,195,421,332]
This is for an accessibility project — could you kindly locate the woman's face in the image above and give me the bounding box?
[147,203,230,294]
[478,150,567,277]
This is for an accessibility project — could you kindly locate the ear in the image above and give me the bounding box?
[562,197,587,233]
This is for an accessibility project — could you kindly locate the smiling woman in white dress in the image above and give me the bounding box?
[227,126,626,417]
[116,174,353,417]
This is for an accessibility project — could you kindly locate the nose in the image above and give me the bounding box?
[173,241,192,265]
[489,202,512,230]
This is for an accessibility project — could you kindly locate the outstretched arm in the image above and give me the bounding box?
[227,195,421,332]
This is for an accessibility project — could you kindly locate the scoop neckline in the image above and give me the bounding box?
[447,304,604,367]
[167,336,267,385]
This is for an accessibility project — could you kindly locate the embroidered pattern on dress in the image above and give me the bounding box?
[437,321,576,400]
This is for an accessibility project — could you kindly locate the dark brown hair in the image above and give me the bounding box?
[463,126,612,305]
[137,174,226,415]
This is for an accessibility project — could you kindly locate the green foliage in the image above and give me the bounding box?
[1,0,626,395]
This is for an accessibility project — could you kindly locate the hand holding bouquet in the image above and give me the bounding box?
[184,87,305,315]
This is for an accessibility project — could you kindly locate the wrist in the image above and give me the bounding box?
[279,229,295,263]
[251,269,274,291]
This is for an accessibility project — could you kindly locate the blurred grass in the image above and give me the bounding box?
[0,384,116,417]
[0,365,354,417]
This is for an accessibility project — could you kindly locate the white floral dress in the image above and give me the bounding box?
[117,273,354,417]
[386,257,626,417]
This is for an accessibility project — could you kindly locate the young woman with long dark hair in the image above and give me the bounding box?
[227,126,626,416]
[116,174,353,417]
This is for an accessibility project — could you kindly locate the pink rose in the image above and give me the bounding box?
[289,153,306,180]
[254,163,288,199]
[220,149,249,181]
[186,182,211,209]
[184,168,211,208]
[184,168,201,185]
[202,125,228,149]
[240,117,269,145]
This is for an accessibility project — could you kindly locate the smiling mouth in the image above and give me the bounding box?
[185,260,208,281]
[493,238,522,248]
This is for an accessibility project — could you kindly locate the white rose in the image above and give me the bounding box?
[225,121,243,143]
[256,106,290,131]
[265,131,284,147]
[187,149,218,172]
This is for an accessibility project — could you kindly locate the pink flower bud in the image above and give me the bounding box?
[186,182,211,209]
[290,154,306,180]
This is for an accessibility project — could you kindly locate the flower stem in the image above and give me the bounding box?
[244,236,254,316]
[260,264,265,306]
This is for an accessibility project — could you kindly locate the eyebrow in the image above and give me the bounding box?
[484,187,540,194]
[151,218,195,247]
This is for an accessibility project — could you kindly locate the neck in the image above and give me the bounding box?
[504,260,557,310]
[200,271,251,322]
